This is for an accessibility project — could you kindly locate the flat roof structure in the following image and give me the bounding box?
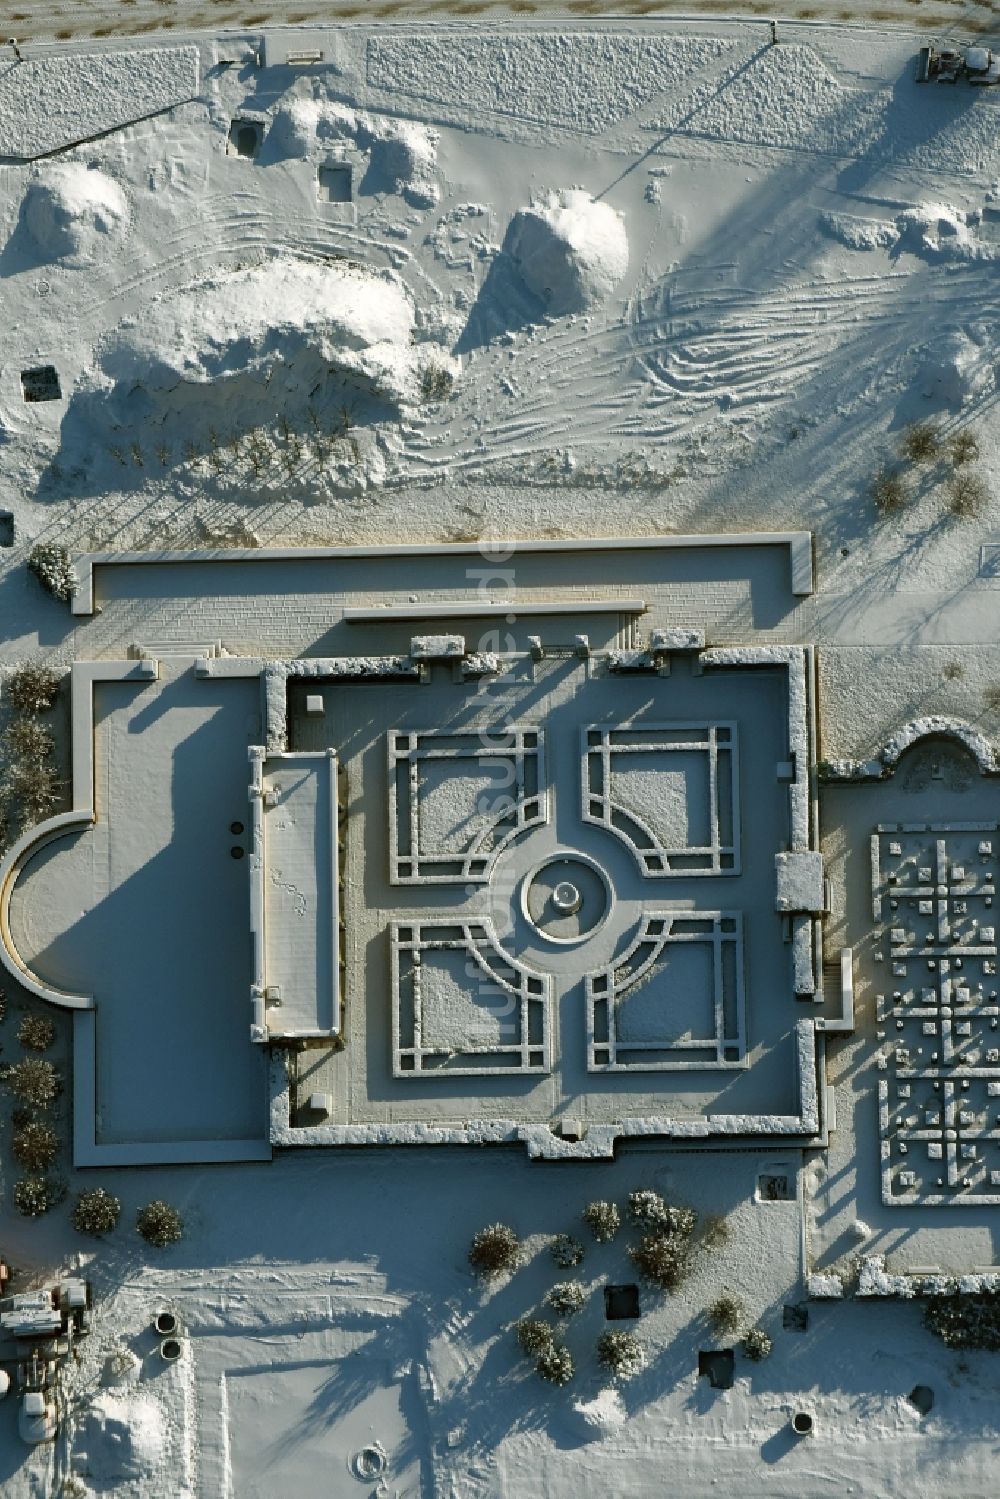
[0,534,829,1164]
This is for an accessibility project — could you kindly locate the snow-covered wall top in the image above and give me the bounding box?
[0,46,200,160]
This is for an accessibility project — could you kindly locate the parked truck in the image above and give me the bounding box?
[0,1278,92,1445]
[917,43,1000,84]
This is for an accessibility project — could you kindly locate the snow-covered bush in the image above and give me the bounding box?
[13,1176,58,1217]
[700,1212,730,1250]
[545,1281,586,1317]
[947,470,989,519]
[899,421,941,464]
[516,1318,554,1357]
[925,1294,1000,1349]
[708,1293,743,1336]
[73,1187,121,1236]
[536,1343,574,1385]
[626,1189,696,1238]
[949,428,979,467]
[597,1330,644,1379]
[419,362,454,403]
[582,1200,620,1243]
[3,718,55,763]
[27,543,75,602]
[870,466,908,514]
[12,1120,58,1171]
[17,1014,55,1051]
[1,759,61,831]
[136,1200,184,1248]
[550,1233,585,1269]
[4,663,60,714]
[2,1057,60,1107]
[629,1231,692,1290]
[468,1222,520,1278]
[742,1327,773,1361]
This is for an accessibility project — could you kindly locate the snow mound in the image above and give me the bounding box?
[920,329,995,405]
[102,255,416,400]
[506,189,628,315]
[266,100,438,205]
[23,163,130,265]
[67,255,455,493]
[819,210,899,252]
[897,202,981,261]
[77,1392,165,1485]
[366,119,439,208]
[820,202,999,264]
[267,97,357,158]
[572,1387,628,1437]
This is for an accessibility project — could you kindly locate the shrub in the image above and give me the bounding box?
[627,1190,696,1238]
[136,1200,184,1248]
[12,1121,58,1171]
[899,421,941,464]
[947,471,989,519]
[582,1200,620,1243]
[948,428,979,467]
[468,1222,520,1279]
[942,659,963,682]
[629,1231,692,1291]
[535,1343,574,1385]
[73,1187,121,1237]
[3,718,54,763]
[708,1293,744,1336]
[516,1318,554,1357]
[13,1176,57,1217]
[4,664,60,714]
[17,1014,55,1052]
[700,1212,730,1250]
[419,363,454,403]
[985,685,1000,713]
[2,1057,60,1107]
[2,760,62,830]
[870,466,908,514]
[597,1330,645,1379]
[924,1294,1000,1349]
[627,1189,668,1226]
[742,1327,773,1361]
[545,1281,586,1318]
[27,543,75,603]
[550,1233,585,1269]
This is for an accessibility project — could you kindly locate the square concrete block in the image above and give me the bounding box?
[649,626,705,653]
[774,851,824,913]
[410,633,465,660]
[306,1092,332,1117]
[305,694,325,716]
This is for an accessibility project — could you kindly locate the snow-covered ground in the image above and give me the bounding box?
[3,17,1000,1497]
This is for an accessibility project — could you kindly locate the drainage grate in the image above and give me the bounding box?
[229,119,262,159]
[604,1284,640,1320]
[698,1349,734,1389]
[757,1171,792,1202]
[21,366,61,402]
[908,1384,934,1416]
[319,162,352,202]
